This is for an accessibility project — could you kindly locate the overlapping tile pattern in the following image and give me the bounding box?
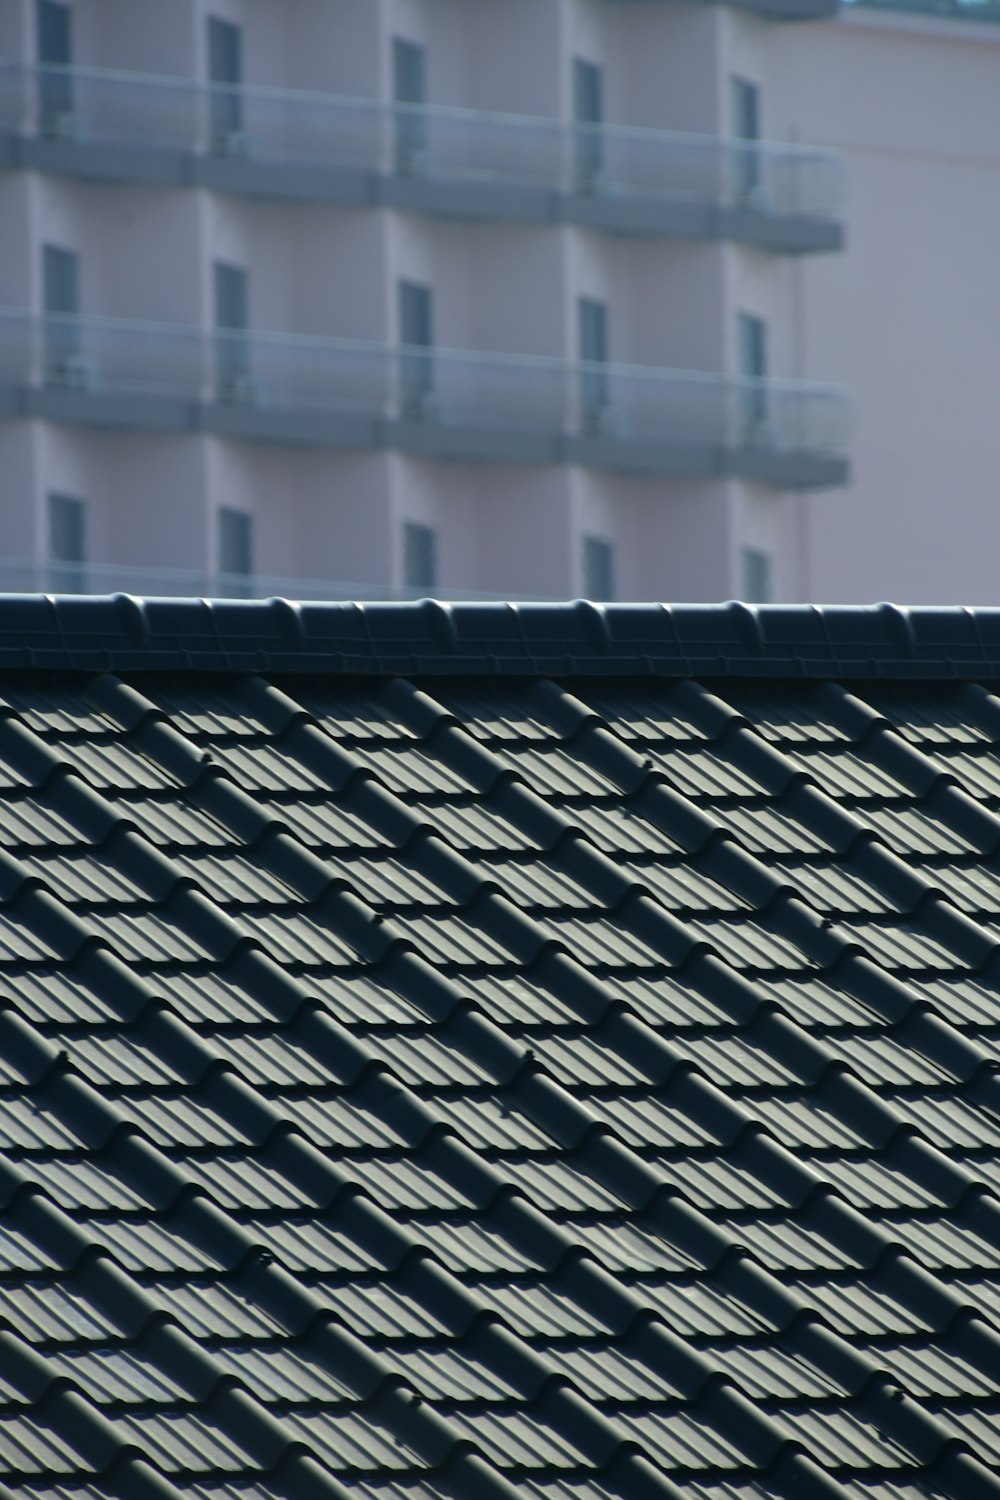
[3,664,1000,1499]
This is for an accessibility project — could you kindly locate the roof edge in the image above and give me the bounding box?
[1,596,999,679]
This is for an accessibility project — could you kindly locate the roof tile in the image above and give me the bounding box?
[5,604,1000,1498]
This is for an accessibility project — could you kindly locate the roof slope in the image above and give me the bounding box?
[4,603,1000,1500]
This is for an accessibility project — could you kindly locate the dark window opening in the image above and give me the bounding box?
[573,58,604,191]
[218,507,254,596]
[582,535,615,601]
[393,37,427,173]
[737,311,769,442]
[731,76,762,204]
[213,261,251,399]
[37,0,73,135]
[399,280,435,418]
[42,243,83,383]
[578,296,610,435]
[742,546,772,603]
[208,16,244,149]
[403,521,437,592]
[47,492,87,593]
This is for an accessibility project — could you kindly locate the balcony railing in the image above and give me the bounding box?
[0,309,850,485]
[0,558,538,602]
[0,61,845,244]
[847,0,1000,19]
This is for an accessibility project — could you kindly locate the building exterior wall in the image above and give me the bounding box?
[775,7,1000,605]
[0,0,854,602]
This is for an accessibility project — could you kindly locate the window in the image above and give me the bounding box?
[47,493,86,593]
[393,37,427,173]
[737,311,769,442]
[218,508,254,596]
[403,522,437,592]
[573,58,603,190]
[208,16,243,147]
[578,297,609,435]
[37,0,73,135]
[741,547,772,604]
[42,244,82,383]
[213,262,251,399]
[731,76,761,204]
[582,535,615,601]
[398,280,434,417]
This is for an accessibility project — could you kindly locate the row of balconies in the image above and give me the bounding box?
[0,558,527,603]
[0,310,849,489]
[0,61,845,252]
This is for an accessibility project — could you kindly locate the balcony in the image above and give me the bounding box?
[846,0,1000,18]
[604,0,838,19]
[0,310,849,489]
[0,61,844,252]
[0,558,538,603]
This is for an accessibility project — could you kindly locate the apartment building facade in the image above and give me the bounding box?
[775,0,1000,606]
[0,0,850,602]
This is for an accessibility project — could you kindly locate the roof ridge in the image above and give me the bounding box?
[0,677,692,1500]
[0,597,999,677]
[363,675,1000,1495]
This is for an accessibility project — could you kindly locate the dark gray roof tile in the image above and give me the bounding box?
[0,801,85,848]
[111,1412,255,1474]
[0,1417,93,1477]
[280,1410,426,1472]
[0,1283,118,1343]
[50,741,178,793]
[709,806,834,856]
[7,607,1000,1498]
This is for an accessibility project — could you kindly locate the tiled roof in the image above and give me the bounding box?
[4,601,1000,1500]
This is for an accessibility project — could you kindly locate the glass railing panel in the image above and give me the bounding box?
[398,104,566,188]
[595,365,731,445]
[40,311,206,397]
[727,140,844,219]
[0,60,844,224]
[24,63,199,149]
[846,0,1000,19]
[0,556,539,602]
[403,346,568,432]
[213,328,392,414]
[0,309,849,461]
[229,86,384,168]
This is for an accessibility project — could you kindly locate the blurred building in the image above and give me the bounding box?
[774,1,1000,605]
[0,0,855,602]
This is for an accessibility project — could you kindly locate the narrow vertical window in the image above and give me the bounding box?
[582,535,615,601]
[578,296,610,435]
[42,243,82,383]
[218,507,254,597]
[741,546,772,603]
[573,58,603,191]
[393,38,427,173]
[737,311,769,443]
[208,16,243,149]
[47,492,87,593]
[403,522,437,592]
[36,0,73,136]
[398,280,435,418]
[731,76,762,205]
[213,262,251,399]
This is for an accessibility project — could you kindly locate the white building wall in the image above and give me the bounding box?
[775,8,1000,605]
[0,0,858,604]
